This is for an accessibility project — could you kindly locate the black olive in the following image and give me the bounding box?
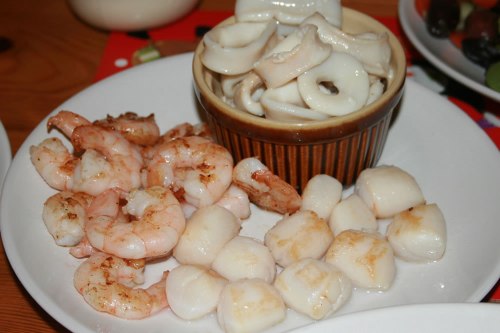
[464,8,499,40]
[426,0,460,38]
[462,37,500,68]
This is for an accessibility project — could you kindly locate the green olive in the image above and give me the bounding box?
[486,61,500,92]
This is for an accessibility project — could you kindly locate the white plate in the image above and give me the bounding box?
[0,120,11,192]
[286,303,500,333]
[399,0,500,102]
[2,53,500,333]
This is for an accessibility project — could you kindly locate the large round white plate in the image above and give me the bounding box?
[286,303,500,333]
[0,120,11,192]
[399,0,500,102]
[1,53,500,333]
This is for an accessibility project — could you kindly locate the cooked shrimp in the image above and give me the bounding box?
[74,251,169,319]
[93,112,160,146]
[47,110,91,138]
[215,184,251,220]
[42,191,93,246]
[157,122,213,144]
[71,125,144,195]
[31,123,144,196]
[142,136,233,207]
[232,157,301,215]
[30,138,78,191]
[69,236,97,258]
[86,186,185,259]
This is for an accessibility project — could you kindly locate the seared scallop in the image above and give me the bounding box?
[329,193,377,236]
[212,235,276,283]
[274,258,352,320]
[265,210,334,267]
[355,165,426,218]
[166,264,228,320]
[301,174,343,220]
[325,229,396,290]
[217,278,286,333]
[387,203,446,262]
[173,205,241,266]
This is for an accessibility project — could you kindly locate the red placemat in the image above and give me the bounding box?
[93,10,500,302]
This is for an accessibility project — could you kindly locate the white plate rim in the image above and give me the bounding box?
[1,52,500,333]
[398,0,500,102]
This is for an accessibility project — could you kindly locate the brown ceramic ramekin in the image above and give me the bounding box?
[192,8,406,192]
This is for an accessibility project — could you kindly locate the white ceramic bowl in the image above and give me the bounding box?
[67,0,199,31]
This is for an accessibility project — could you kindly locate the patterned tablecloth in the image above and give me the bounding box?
[92,10,500,301]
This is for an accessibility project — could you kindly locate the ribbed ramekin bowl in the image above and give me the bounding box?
[192,8,406,192]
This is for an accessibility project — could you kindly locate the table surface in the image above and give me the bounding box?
[0,0,448,331]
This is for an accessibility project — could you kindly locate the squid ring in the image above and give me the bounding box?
[297,52,369,116]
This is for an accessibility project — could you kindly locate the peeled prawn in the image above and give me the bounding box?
[157,122,213,144]
[42,191,93,246]
[232,157,301,215]
[71,125,143,195]
[93,112,160,146]
[74,252,168,319]
[30,137,78,191]
[143,136,234,207]
[47,110,91,138]
[31,122,144,196]
[70,236,97,258]
[86,186,185,259]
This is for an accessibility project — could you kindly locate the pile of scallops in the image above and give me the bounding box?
[168,163,446,333]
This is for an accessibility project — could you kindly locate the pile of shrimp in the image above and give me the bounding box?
[30,110,447,332]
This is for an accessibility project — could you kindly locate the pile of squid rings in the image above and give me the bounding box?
[201,0,393,122]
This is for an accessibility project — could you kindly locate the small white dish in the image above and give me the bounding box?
[67,0,199,31]
[285,303,500,333]
[1,53,500,333]
[399,0,500,102]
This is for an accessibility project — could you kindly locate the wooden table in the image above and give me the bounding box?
[0,0,398,331]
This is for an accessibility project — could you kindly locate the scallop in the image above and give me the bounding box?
[325,229,396,290]
[217,278,286,333]
[212,236,276,283]
[265,210,334,267]
[355,165,426,219]
[274,258,352,320]
[387,203,447,262]
[173,205,241,266]
[328,193,377,236]
[301,174,343,220]
[166,265,228,320]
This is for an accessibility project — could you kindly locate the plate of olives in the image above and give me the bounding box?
[399,0,500,101]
